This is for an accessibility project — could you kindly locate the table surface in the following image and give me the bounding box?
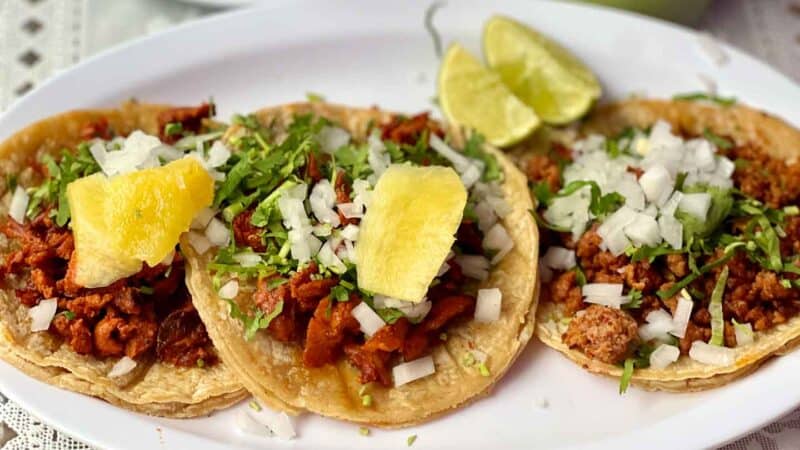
[0,0,799,449]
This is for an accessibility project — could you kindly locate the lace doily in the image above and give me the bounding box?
[0,394,91,450]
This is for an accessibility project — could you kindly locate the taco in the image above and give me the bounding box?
[182,102,538,426]
[523,97,800,391]
[0,101,246,417]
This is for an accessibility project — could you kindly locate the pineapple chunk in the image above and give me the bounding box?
[356,165,467,302]
[68,158,214,287]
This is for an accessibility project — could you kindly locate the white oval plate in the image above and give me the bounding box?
[1,1,799,449]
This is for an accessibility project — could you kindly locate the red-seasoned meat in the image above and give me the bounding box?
[526,154,562,192]
[157,306,217,367]
[563,305,638,364]
[364,318,409,353]
[254,277,297,342]
[80,118,112,140]
[232,209,266,252]
[157,103,213,143]
[303,297,360,367]
[344,344,392,386]
[381,112,443,145]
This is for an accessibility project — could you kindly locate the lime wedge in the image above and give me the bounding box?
[438,43,540,147]
[483,16,601,125]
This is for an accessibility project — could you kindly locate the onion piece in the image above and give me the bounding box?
[474,200,498,233]
[233,252,262,268]
[678,193,712,220]
[204,217,230,247]
[337,202,364,219]
[317,239,347,274]
[541,246,576,270]
[660,191,684,217]
[658,215,683,249]
[483,223,514,265]
[317,126,351,154]
[191,207,217,230]
[9,186,29,224]
[236,410,271,438]
[246,406,296,440]
[649,344,680,369]
[583,294,624,309]
[218,280,240,299]
[429,134,470,172]
[639,309,674,342]
[108,356,137,378]
[28,298,57,332]
[689,340,735,366]
[624,213,661,247]
[352,302,385,336]
[582,283,623,298]
[733,320,754,346]
[638,165,672,204]
[460,163,482,189]
[393,356,435,387]
[206,141,232,168]
[340,224,360,241]
[454,255,489,280]
[310,180,341,227]
[670,291,694,338]
[474,288,502,322]
[186,231,212,254]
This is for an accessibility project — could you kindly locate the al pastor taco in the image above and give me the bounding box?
[182,102,538,426]
[524,98,800,391]
[0,101,246,417]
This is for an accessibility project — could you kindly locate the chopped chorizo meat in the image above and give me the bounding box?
[80,118,112,140]
[2,212,214,367]
[380,112,443,145]
[232,209,266,252]
[364,318,410,353]
[157,103,213,144]
[526,154,562,192]
[402,295,474,361]
[344,344,392,386]
[563,305,638,364]
[157,305,217,367]
[547,271,584,316]
[303,297,359,367]
[254,277,297,342]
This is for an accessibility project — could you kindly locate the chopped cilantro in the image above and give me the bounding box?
[359,427,370,436]
[376,307,405,324]
[673,92,737,107]
[226,298,283,341]
[248,400,262,411]
[139,286,154,295]
[558,180,624,219]
[462,133,501,182]
[196,358,205,368]
[702,128,733,150]
[407,435,418,447]
[361,394,373,407]
[462,352,476,367]
[164,122,183,136]
[619,358,635,394]
[306,92,326,103]
[61,311,76,320]
[331,285,350,302]
[622,289,643,309]
[478,362,490,377]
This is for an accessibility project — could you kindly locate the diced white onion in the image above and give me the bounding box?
[638,165,672,204]
[340,224,360,241]
[206,141,232,168]
[352,302,385,336]
[454,255,489,280]
[374,295,432,322]
[670,292,694,338]
[429,134,471,172]
[310,180,341,227]
[689,340,735,366]
[337,202,364,219]
[312,224,332,237]
[352,179,373,208]
[236,410,271,438]
[204,217,230,247]
[100,131,164,176]
[658,215,683,249]
[9,186,28,224]
[678,193,712,220]
[245,406,297,440]
[639,309,675,342]
[460,163,482,189]
[649,344,680,369]
[191,207,216,230]
[483,223,514,265]
[317,126,351,154]
[187,231,212,254]
[734,321,754,346]
[367,131,391,178]
[474,201,498,233]
[317,239,347,274]
[474,288,502,322]
[393,356,436,387]
[486,193,513,218]
[218,280,240,299]
[582,283,623,297]
[233,252,261,268]
[624,213,661,247]
[583,294,624,309]
[108,356,137,378]
[28,298,57,332]
[541,247,576,270]
[660,191,684,217]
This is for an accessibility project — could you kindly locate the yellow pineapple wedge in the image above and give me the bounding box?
[356,165,467,302]
[67,158,214,287]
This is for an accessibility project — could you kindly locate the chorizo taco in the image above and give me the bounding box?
[523,97,800,391]
[0,101,246,417]
[182,102,538,426]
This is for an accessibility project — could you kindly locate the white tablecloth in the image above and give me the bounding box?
[0,0,799,448]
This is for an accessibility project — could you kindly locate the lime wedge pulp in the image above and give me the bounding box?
[483,15,601,125]
[438,43,540,147]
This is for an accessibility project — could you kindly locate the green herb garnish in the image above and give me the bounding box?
[673,92,737,107]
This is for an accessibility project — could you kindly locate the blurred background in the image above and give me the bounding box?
[0,0,799,111]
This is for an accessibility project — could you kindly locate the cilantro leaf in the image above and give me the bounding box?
[673,92,737,107]
[703,128,733,150]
